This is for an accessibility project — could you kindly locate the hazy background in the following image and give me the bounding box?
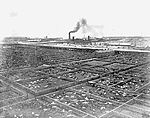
[0,0,150,40]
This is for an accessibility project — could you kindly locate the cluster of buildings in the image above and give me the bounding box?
[3,36,150,50]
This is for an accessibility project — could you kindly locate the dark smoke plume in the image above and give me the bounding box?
[75,22,81,31]
[70,21,81,33]
[81,18,87,26]
[69,18,87,33]
[69,18,103,39]
[69,18,88,39]
[69,21,81,39]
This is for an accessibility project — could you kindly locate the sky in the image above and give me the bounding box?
[0,0,150,40]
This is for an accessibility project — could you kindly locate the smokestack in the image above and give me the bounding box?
[68,31,72,39]
[69,32,71,39]
[69,18,100,39]
[69,21,81,39]
[69,31,75,39]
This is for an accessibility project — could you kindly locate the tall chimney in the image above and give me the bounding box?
[69,21,81,39]
[88,36,90,40]
[69,32,71,39]
[69,31,76,39]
